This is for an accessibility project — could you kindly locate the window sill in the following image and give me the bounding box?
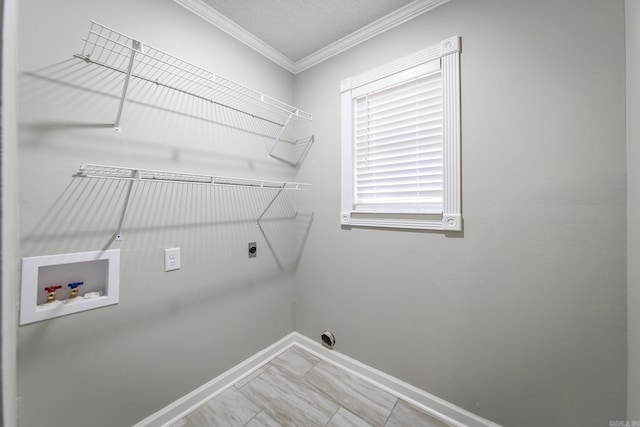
[340,212,462,231]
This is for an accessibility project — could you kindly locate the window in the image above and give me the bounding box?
[340,36,461,231]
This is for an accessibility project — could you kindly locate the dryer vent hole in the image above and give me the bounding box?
[321,331,336,349]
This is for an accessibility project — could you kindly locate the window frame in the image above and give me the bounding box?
[340,36,462,231]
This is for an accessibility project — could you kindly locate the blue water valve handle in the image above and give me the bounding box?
[67,281,84,299]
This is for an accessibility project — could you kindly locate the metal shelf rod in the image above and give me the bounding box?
[73,164,312,191]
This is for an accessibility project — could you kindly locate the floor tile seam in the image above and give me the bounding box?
[232,342,298,390]
[271,349,319,378]
[237,361,339,425]
[295,358,319,377]
[235,356,280,392]
[298,362,345,411]
[302,358,399,421]
[292,344,382,391]
[291,342,431,417]
[268,359,311,383]
[382,398,401,426]
[322,404,346,427]
[235,376,267,417]
[241,409,265,427]
[290,345,323,369]
[235,385,285,427]
[291,345,322,363]
[299,366,395,427]
[334,406,376,427]
[232,386,265,426]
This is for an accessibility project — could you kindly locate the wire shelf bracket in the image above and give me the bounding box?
[268,135,315,168]
[74,20,312,135]
[113,39,142,133]
[256,188,284,227]
[266,112,315,167]
[113,169,136,241]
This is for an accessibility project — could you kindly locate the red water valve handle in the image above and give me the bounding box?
[44,285,62,293]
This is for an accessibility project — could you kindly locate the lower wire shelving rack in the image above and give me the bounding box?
[74,164,311,240]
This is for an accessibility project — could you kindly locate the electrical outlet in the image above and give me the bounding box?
[164,248,181,271]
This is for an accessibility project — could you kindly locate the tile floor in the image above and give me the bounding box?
[168,346,450,427]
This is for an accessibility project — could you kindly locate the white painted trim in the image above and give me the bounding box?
[341,214,448,230]
[293,333,501,427]
[2,0,21,425]
[135,332,501,427]
[340,36,462,232]
[442,50,462,231]
[174,0,451,74]
[173,0,297,73]
[132,333,299,427]
[343,35,458,92]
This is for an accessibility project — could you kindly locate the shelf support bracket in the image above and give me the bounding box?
[269,135,315,167]
[114,40,142,133]
[114,169,138,241]
[257,221,284,272]
[268,112,294,157]
[256,188,284,227]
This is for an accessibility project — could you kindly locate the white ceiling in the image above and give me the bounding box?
[200,0,414,62]
[175,0,450,73]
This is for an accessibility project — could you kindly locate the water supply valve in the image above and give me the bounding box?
[44,285,62,303]
[67,281,84,298]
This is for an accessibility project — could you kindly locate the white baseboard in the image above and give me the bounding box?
[132,333,299,427]
[134,332,501,427]
[291,333,501,427]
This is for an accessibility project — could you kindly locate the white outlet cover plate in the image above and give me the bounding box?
[164,248,181,271]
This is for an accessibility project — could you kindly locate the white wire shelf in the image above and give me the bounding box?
[73,164,312,191]
[74,20,312,131]
[74,164,311,240]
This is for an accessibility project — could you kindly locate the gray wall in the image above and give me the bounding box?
[293,1,627,426]
[16,1,302,426]
[14,1,630,426]
[628,0,640,421]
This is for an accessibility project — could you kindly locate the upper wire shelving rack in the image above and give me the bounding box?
[74,20,313,135]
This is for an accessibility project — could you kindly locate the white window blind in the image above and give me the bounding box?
[353,68,443,214]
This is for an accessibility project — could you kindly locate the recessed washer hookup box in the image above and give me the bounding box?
[20,249,120,325]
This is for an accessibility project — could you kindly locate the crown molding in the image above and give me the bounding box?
[294,0,451,73]
[174,0,297,73]
[175,0,451,75]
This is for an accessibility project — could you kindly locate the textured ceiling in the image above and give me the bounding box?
[201,0,414,62]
